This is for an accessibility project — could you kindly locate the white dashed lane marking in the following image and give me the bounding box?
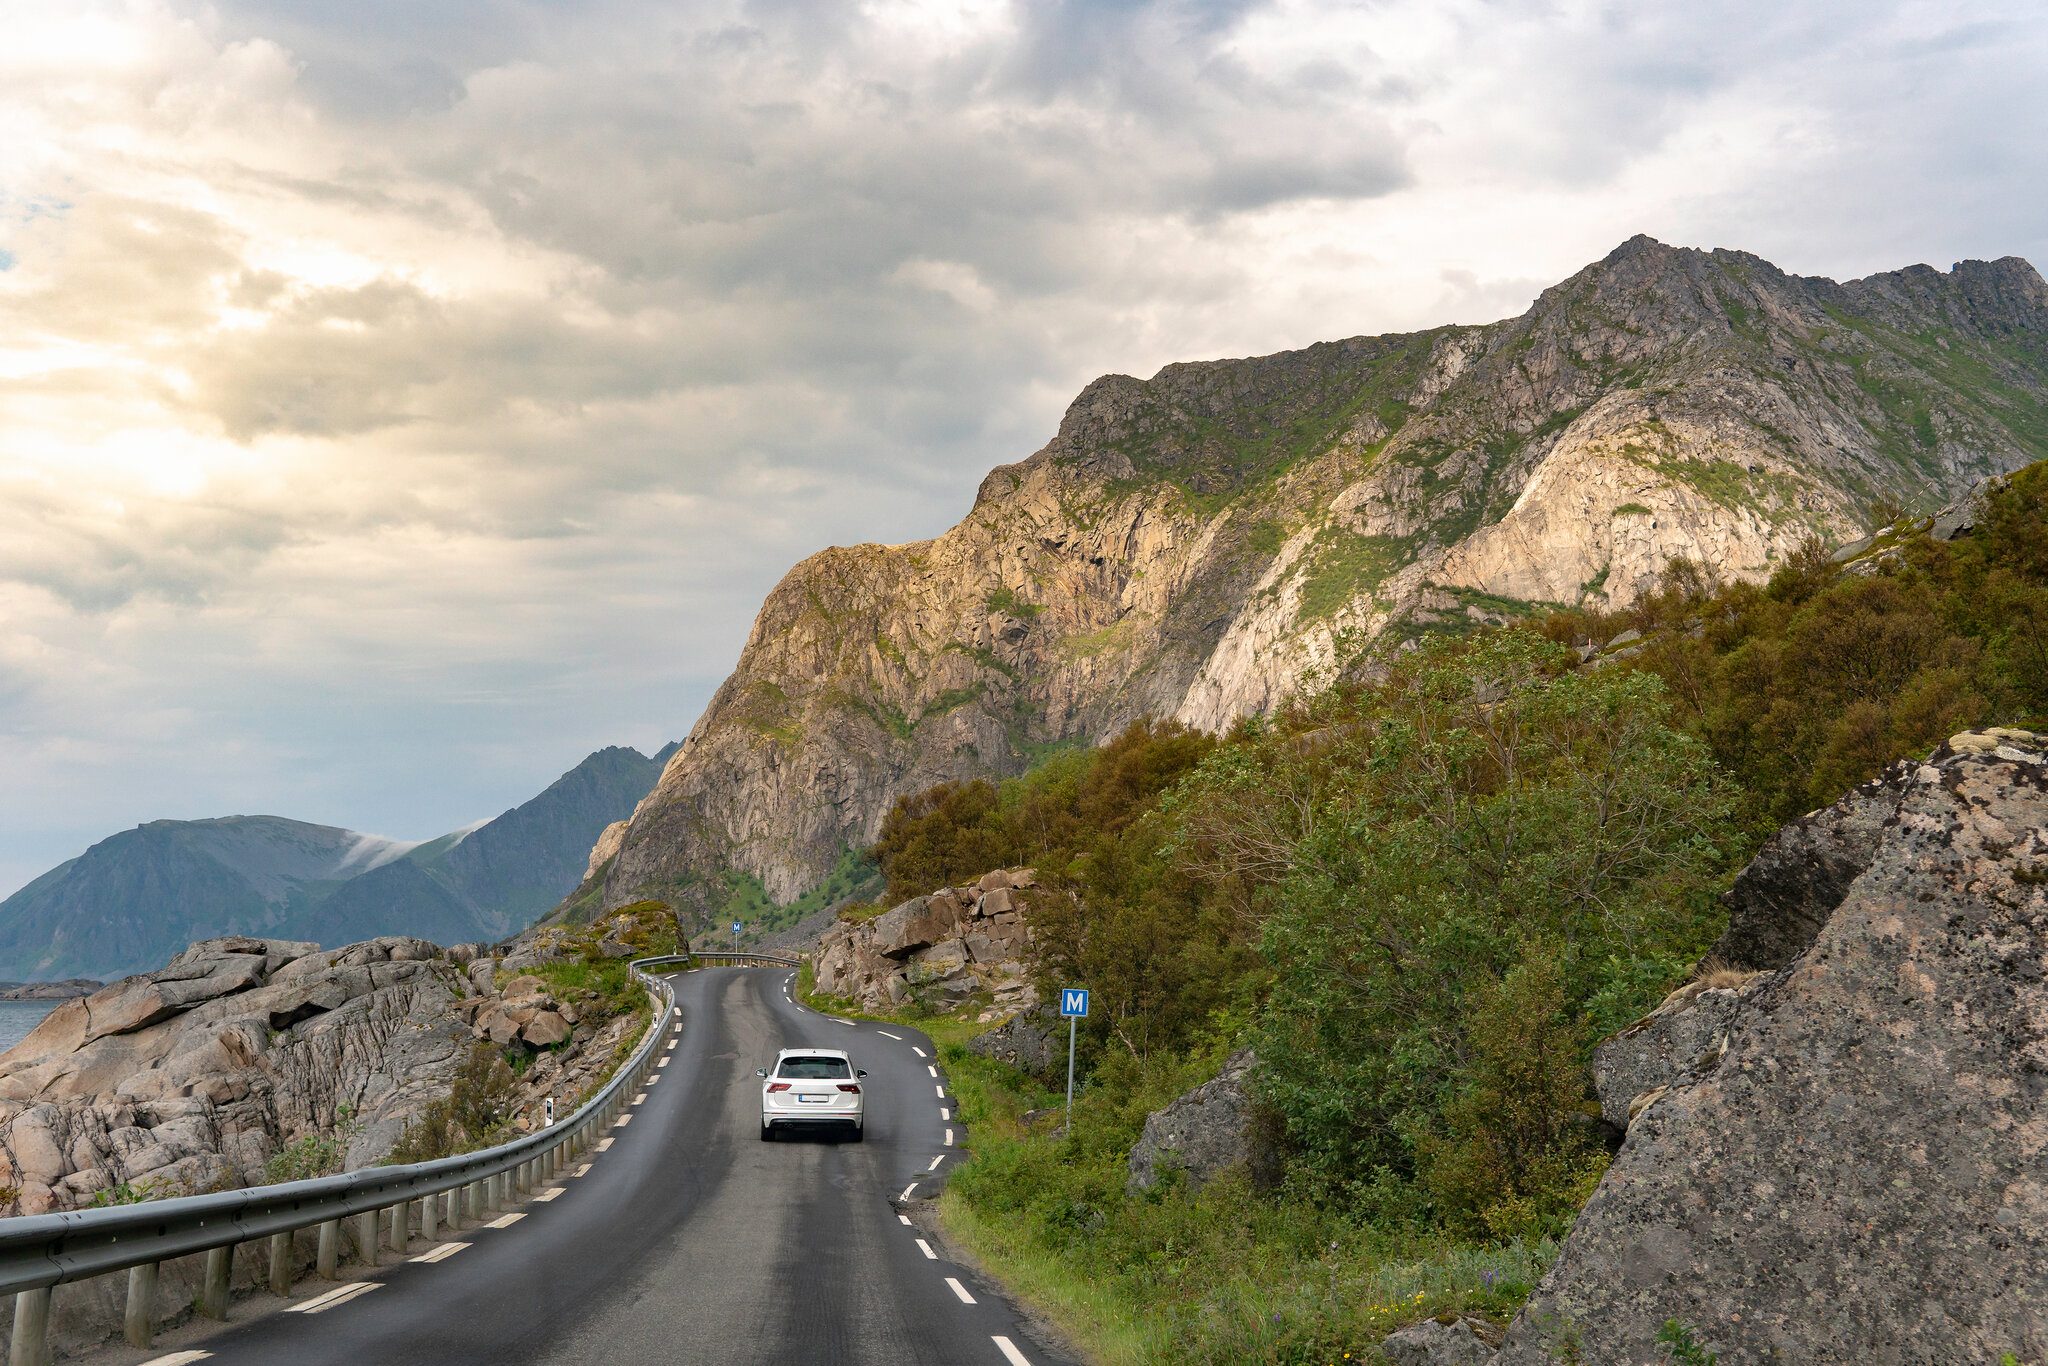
[288,1283,380,1314]
[410,1242,470,1264]
[898,1214,912,1226]
[992,1336,1033,1366]
[927,1155,944,1171]
[533,1187,564,1202]
[945,1129,954,1146]
[899,1183,918,1201]
[945,1277,976,1305]
[614,1114,632,1127]
[935,1084,945,1098]
[912,1046,927,1058]
[940,1107,951,1121]
[926,1065,937,1078]
[831,1018,855,1027]
[572,1163,593,1177]
[915,1238,937,1260]
[878,1030,903,1041]
[632,1093,647,1105]
[647,1074,661,1084]
[596,1139,615,1152]
[484,1212,525,1229]
[140,1353,213,1365]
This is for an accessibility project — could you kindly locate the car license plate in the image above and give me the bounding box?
[798,1095,828,1104]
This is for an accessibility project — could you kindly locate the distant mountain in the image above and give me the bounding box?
[0,744,676,981]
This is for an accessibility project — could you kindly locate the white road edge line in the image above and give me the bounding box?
[533,1188,564,1202]
[572,1163,593,1177]
[647,1075,661,1084]
[596,1138,614,1152]
[915,1238,937,1260]
[139,1353,213,1366]
[992,1336,1033,1366]
[484,1212,525,1229]
[632,1093,647,1105]
[899,1183,918,1201]
[941,1107,951,1121]
[831,1018,856,1027]
[877,1030,903,1040]
[945,1129,954,1146]
[926,1065,937,1078]
[286,1284,356,1313]
[945,1277,976,1305]
[614,1113,632,1127]
[289,1282,380,1314]
[927,1155,944,1171]
[410,1242,471,1264]
[935,1084,945,1098]
[912,1046,927,1058]
[898,1214,912,1226]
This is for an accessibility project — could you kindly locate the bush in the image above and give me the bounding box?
[388,1043,520,1163]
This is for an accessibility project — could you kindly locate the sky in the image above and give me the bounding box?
[2,0,2045,897]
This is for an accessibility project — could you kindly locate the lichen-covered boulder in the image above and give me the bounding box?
[1127,1048,1264,1193]
[1498,731,2048,1365]
[1380,1316,1497,1366]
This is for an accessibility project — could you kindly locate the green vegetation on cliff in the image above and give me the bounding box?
[867,464,2048,1363]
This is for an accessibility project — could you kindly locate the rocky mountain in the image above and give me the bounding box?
[0,744,676,982]
[585,236,2048,923]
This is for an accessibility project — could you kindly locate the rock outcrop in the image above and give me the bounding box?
[0,927,648,1215]
[812,871,1036,1017]
[1495,730,2048,1364]
[1380,1316,1500,1366]
[586,238,2048,922]
[965,1005,1064,1083]
[1127,1048,1268,1193]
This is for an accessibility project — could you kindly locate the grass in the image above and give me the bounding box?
[987,586,1046,619]
[711,848,883,946]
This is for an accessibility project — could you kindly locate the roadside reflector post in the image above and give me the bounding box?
[11,1286,51,1366]
[1059,987,1089,1137]
[317,1219,340,1278]
[125,1261,159,1346]
[198,1244,231,1319]
[267,1232,291,1297]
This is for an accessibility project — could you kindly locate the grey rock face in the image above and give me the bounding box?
[1380,1316,1498,1366]
[1127,1048,1263,1193]
[965,1006,1063,1083]
[1931,473,2009,540]
[812,870,1036,1020]
[1497,731,2048,1365]
[1589,977,1761,1132]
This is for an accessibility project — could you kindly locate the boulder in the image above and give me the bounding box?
[467,959,497,994]
[1127,1048,1266,1192]
[966,1007,1062,1079]
[977,886,1017,917]
[1930,472,2007,541]
[1496,731,2048,1365]
[1380,1317,1497,1366]
[869,895,964,959]
[520,1011,571,1048]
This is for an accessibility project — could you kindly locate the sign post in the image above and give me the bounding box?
[1059,987,1089,1136]
[732,920,742,952]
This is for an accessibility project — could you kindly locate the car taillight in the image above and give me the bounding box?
[836,1083,861,1093]
[767,1082,792,1093]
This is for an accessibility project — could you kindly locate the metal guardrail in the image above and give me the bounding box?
[687,950,800,969]
[0,953,702,1365]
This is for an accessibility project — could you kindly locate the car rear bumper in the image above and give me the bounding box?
[762,1112,863,1129]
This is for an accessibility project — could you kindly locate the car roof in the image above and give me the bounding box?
[776,1047,850,1059]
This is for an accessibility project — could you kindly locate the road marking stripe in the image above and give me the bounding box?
[993,1336,1032,1365]
[877,1030,903,1040]
[945,1129,954,1146]
[945,1277,976,1305]
[614,1114,632,1127]
[928,1155,944,1171]
[672,1007,681,1018]
[289,1282,380,1314]
[926,1065,937,1078]
[632,1093,647,1105]
[940,1107,951,1121]
[596,1138,614,1151]
[899,1183,917,1201]
[572,1163,592,1176]
[915,1238,937,1259]
[912,1046,927,1058]
[831,1018,855,1027]
[656,1059,669,1069]
[533,1187,564,1202]
[484,1212,525,1229]
[141,1352,214,1364]
[898,1214,912,1226]
[410,1242,470,1264]
[647,1075,661,1084]
[935,1084,945,1098]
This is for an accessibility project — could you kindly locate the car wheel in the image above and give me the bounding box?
[848,1123,864,1143]
[759,1122,774,1142]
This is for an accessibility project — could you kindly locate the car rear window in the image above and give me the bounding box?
[777,1056,852,1079]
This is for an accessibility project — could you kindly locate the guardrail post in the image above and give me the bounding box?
[268,1232,291,1296]
[317,1219,340,1277]
[11,1286,51,1366]
[125,1262,158,1347]
[387,1201,408,1255]
[421,1191,439,1241]
[199,1244,231,1320]
[464,1179,483,1222]
[354,1210,379,1267]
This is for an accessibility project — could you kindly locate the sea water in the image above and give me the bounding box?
[0,1000,60,1054]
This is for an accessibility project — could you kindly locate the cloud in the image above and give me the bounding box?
[0,0,2043,897]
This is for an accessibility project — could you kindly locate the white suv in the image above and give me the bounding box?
[757,1048,866,1141]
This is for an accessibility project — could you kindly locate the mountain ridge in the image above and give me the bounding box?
[0,743,678,981]
[581,236,2048,925]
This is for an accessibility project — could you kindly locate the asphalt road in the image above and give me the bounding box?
[141,967,1074,1366]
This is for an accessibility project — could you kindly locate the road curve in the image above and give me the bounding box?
[140,966,1074,1366]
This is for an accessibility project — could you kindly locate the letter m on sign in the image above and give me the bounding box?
[1060,988,1089,1018]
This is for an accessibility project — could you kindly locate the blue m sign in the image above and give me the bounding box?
[1060,987,1090,1018]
